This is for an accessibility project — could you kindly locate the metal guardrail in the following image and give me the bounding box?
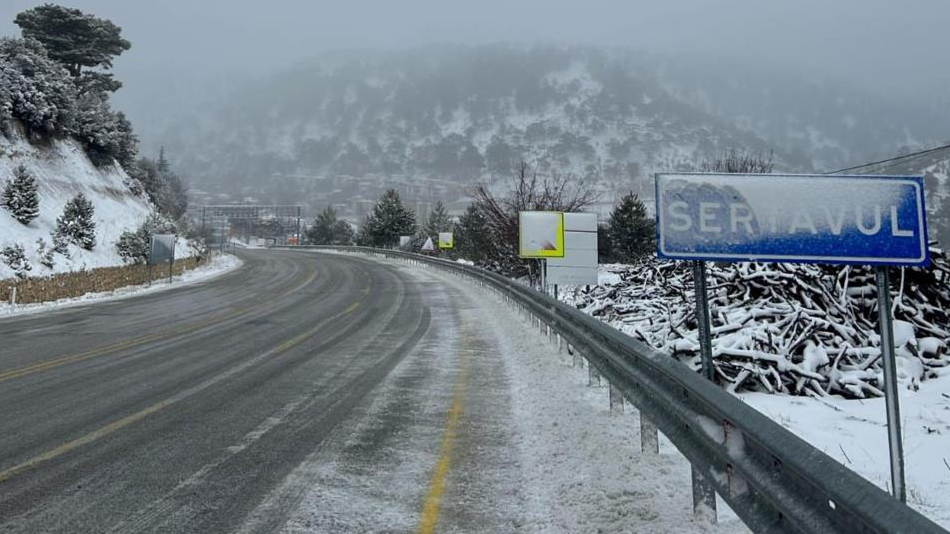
[280,245,947,534]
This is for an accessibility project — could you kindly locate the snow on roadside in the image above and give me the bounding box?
[739,384,950,529]
[439,265,749,534]
[0,132,171,279]
[0,253,242,318]
[567,263,950,528]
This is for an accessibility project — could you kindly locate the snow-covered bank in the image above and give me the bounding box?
[740,383,950,528]
[558,262,950,528]
[0,253,241,318]
[0,130,196,280]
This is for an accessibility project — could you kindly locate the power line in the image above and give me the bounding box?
[825,142,950,175]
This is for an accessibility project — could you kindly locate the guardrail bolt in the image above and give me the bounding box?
[771,456,782,474]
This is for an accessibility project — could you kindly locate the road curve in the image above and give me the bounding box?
[0,249,474,533]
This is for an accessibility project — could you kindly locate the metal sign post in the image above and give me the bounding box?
[656,172,929,509]
[875,266,906,502]
[691,260,718,519]
[691,261,715,381]
[541,259,547,294]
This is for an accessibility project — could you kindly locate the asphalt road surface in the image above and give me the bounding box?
[0,249,522,533]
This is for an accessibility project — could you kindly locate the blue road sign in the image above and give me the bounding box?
[655,173,929,266]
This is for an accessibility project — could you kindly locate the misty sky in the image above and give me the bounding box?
[1,0,949,93]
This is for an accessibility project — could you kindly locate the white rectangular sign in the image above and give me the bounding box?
[548,212,598,286]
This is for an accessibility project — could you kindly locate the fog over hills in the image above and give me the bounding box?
[120,45,947,214]
[3,1,948,216]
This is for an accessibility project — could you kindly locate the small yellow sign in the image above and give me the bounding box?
[519,211,565,258]
[438,232,454,249]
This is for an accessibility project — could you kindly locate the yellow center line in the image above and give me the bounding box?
[417,362,471,534]
[0,295,363,484]
[0,399,172,483]
[0,264,318,384]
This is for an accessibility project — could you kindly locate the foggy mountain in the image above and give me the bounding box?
[127,45,948,214]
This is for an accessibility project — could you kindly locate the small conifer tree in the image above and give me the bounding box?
[56,193,96,250]
[1,243,33,278]
[2,165,40,224]
[606,192,655,263]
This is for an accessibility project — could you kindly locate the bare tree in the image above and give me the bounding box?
[470,161,598,280]
[700,149,774,174]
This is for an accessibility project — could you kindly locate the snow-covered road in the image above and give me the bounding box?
[267,255,747,533]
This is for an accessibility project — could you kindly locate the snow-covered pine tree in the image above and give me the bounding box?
[1,243,32,278]
[606,192,655,263]
[454,203,492,264]
[116,230,147,264]
[14,4,131,78]
[56,193,96,251]
[35,237,54,268]
[422,201,452,239]
[1,165,40,224]
[365,189,416,247]
[49,231,69,255]
[115,211,176,264]
[306,206,339,245]
[411,201,453,252]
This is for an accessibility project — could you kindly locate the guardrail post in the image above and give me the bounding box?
[588,361,602,387]
[692,468,717,523]
[570,344,583,368]
[640,414,659,454]
[609,382,623,414]
[557,333,562,353]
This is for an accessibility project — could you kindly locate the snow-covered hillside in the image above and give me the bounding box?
[130,45,947,203]
[0,129,184,280]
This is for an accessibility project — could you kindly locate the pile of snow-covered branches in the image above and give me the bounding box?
[565,249,950,398]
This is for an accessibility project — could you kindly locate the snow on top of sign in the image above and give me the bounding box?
[656,173,928,265]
